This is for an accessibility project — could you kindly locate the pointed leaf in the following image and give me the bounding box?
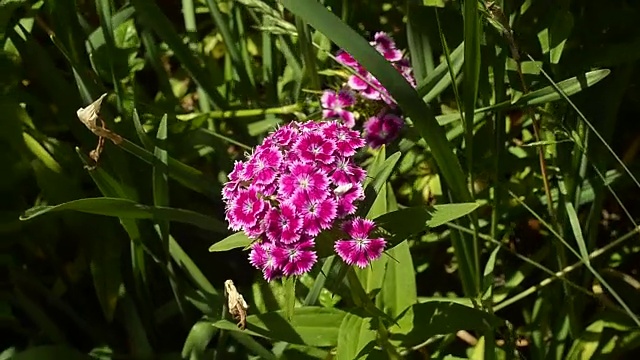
[20,197,228,234]
[209,231,252,252]
[390,300,504,348]
[336,313,377,360]
[375,202,480,245]
[212,306,346,347]
[379,240,417,319]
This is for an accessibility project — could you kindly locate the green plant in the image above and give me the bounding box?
[3,0,640,359]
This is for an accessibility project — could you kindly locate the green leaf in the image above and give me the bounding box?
[565,201,590,264]
[355,255,388,296]
[10,346,93,360]
[203,0,257,98]
[482,246,501,304]
[518,69,610,107]
[565,320,604,360]
[20,197,228,234]
[389,301,504,348]
[423,0,445,7]
[212,306,346,347]
[358,150,401,218]
[421,41,464,104]
[379,240,417,319]
[336,313,377,360]
[432,69,611,125]
[538,10,574,64]
[181,321,218,359]
[153,114,170,232]
[118,138,220,198]
[283,276,296,321]
[375,202,480,245]
[131,108,153,150]
[89,230,123,323]
[209,231,252,252]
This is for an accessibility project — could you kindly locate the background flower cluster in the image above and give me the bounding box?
[321,31,415,149]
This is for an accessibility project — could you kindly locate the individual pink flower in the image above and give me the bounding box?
[249,241,283,281]
[396,58,416,88]
[335,50,360,68]
[243,146,282,185]
[265,125,299,148]
[334,217,386,268]
[321,89,356,127]
[242,201,271,239]
[265,203,303,244]
[322,122,365,157]
[292,193,338,236]
[293,132,337,165]
[371,31,403,62]
[334,183,365,217]
[226,187,267,232]
[278,163,329,201]
[272,238,318,276]
[332,158,367,185]
[222,161,247,200]
[363,112,404,149]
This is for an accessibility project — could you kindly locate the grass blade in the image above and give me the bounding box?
[20,197,228,234]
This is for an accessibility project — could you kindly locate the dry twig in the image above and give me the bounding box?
[224,280,249,330]
[76,93,123,169]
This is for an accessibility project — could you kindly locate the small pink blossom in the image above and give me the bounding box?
[332,158,367,185]
[322,122,365,157]
[335,50,359,68]
[227,187,267,232]
[265,203,303,244]
[372,31,403,62]
[321,89,356,127]
[293,133,337,165]
[244,146,282,185]
[293,193,338,236]
[272,238,318,276]
[363,112,404,149]
[334,217,386,268]
[278,163,329,201]
[335,183,365,217]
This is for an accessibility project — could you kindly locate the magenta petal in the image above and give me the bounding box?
[273,240,318,276]
[321,90,337,109]
[365,238,386,259]
[348,74,368,90]
[230,188,266,229]
[339,110,356,128]
[249,241,275,269]
[265,204,302,244]
[337,90,356,107]
[336,50,359,67]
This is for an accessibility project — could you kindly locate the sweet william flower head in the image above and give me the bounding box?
[222,120,369,281]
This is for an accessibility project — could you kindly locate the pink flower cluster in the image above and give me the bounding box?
[223,120,386,281]
[320,32,415,149]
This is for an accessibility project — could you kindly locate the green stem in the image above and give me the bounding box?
[192,103,302,120]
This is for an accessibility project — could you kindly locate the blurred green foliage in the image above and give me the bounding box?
[3,0,640,359]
